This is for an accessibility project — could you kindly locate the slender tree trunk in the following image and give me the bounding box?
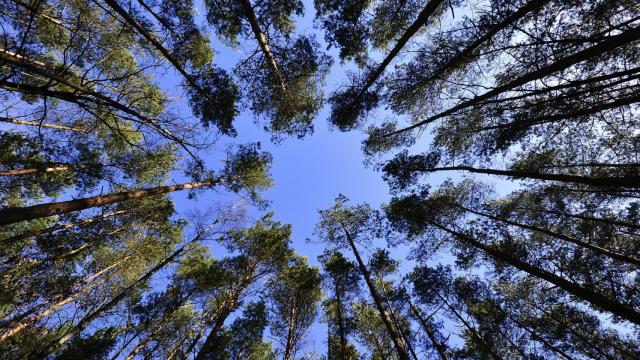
[432,222,640,325]
[496,306,574,360]
[386,26,640,137]
[0,116,88,132]
[340,223,411,360]
[135,0,180,39]
[424,166,640,188]
[529,302,617,360]
[327,319,332,360]
[193,306,234,360]
[334,281,347,359]
[102,0,200,92]
[424,0,551,87]
[0,275,108,342]
[0,253,129,339]
[533,208,640,231]
[1,243,90,280]
[407,300,449,360]
[0,164,89,177]
[478,92,640,133]
[438,294,501,360]
[357,0,445,95]
[182,310,217,358]
[454,204,640,266]
[237,0,287,93]
[283,295,299,360]
[0,54,186,149]
[126,288,197,360]
[35,224,214,357]
[193,266,258,360]
[0,179,218,226]
[0,49,155,126]
[481,66,640,107]
[0,210,127,245]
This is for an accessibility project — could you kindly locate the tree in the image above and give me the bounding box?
[205,0,332,139]
[192,213,292,360]
[268,256,322,360]
[316,196,411,360]
[319,249,360,360]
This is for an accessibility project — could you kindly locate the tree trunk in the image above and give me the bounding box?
[454,204,640,266]
[102,0,200,92]
[358,0,445,95]
[0,252,129,340]
[334,281,347,359]
[438,294,501,360]
[0,179,218,226]
[238,0,288,93]
[193,306,235,360]
[0,164,84,177]
[125,288,197,360]
[425,166,640,188]
[425,0,550,87]
[0,116,88,133]
[283,294,298,360]
[533,208,640,231]
[432,222,640,325]
[386,26,640,137]
[407,300,449,360]
[478,92,640,133]
[34,224,214,357]
[340,223,411,360]
[529,302,617,360]
[0,275,108,342]
[496,306,575,360]
[0,53,186,148]
[0,210,127,245]
[1,243,90,280]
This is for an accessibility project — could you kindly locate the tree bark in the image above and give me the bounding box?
[496,306,575,360]
[334,281,347,359]
[125,288,198,360]
[283,293,299,360]
[0,272,111,341]
[527,207,640,231]
[0,179,218,226]
[424,0,550,85]
[340,223,411,360]
[102,0,200,92]
[237,0,288,93]
[437,293,501,360]
[0,116,89,132]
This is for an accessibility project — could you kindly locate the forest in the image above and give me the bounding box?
[0,0,639,359]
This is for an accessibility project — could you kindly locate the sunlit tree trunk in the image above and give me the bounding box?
[238,0,288,93]
[0,180,218,226]
[0,116,89,133]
